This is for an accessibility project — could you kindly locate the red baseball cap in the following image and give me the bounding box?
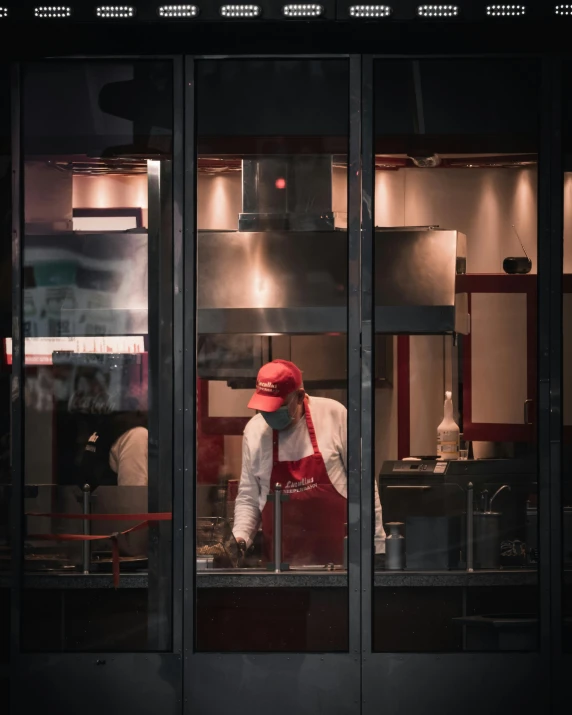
[247,360,303,412]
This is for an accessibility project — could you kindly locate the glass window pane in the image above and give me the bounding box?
[195,59,350,652]
[373,59,540,653]
[20,61,173,652]
[0,60,11,675]
[563,62,572,654]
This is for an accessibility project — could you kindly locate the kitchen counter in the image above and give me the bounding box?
[0,568,551,589]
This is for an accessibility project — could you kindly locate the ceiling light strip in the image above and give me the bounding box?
[95,5,136,18]
[0,7,7,17]
[282,4,324,17]
[220,4,261,17]
[417,4,459,17]
[485,4,526,16]
[349,5,392,18]
[158,4,199,17]
[555,4,572,14]
[34,6,73,18]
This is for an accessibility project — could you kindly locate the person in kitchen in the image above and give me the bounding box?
[233,359,386,566]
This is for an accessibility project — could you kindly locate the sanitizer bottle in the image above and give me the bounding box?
[437,391,460,460]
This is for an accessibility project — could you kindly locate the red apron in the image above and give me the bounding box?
[261,400,347,566]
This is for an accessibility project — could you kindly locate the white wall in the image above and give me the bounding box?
[73,174,149,228]
[197,174,242,230]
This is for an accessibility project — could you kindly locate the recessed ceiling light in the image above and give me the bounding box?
[417,4,459,17]
[0,7,8,17]
[96,5,136,18]
[555,4,572,14]
[282,4,324,17]
[158,5,199,17]
[349,5,392,17]
[34,6,73,18]
[486,4,526,16]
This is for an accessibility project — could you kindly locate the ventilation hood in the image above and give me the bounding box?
[197,155,468,336]
[197,230,468,336]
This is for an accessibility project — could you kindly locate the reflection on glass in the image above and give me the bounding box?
[563,64,572,650]
[20,61,173,652]
[0,61,11,668]
[195,60,351,652]
[373,59,540,653]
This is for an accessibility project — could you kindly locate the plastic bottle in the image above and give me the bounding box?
[437,391,460,460]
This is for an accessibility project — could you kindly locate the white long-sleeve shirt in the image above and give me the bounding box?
[233,395,386,553]
[109,426,148,486]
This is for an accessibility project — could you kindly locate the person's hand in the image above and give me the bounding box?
[236,538,247,555]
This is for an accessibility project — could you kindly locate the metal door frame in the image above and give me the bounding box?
[7,50,568,715]
[181,54,362,715]
[359,54,563,715]
[9,57,185,715]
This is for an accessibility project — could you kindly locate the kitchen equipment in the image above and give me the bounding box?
[385,522,405,570]
[198,228,468,336]
[196,556,214,571]
[405,516,462,570]
[379,460,533,570]
[473,485,511,570]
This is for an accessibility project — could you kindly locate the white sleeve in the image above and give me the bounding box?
[232,433,261,548]
[338,403,385,553]
[109,427,148,486]
[374,478,386,554]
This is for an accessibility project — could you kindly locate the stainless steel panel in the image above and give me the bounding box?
[189,654,359,715]
[15,653,181,715]
[197,229,467,335]
[363,653,544,715]
[240,156,334,231]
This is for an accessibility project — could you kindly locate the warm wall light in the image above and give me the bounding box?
[485,4,526,16]
[282,4,324,17]
[417,4,459,17]
[158,4,199,16]
[96,5,136,18]
[220,4,261,17]
[34,6,73,18]
[348,5,392,17]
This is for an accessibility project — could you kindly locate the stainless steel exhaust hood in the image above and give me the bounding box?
[197,227,468,335]
[198,155,468,336]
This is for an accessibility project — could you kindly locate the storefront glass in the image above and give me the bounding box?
[19,60,174,651]
[195,59,350,652]
[562,61,572,654]
[372,59,541,653]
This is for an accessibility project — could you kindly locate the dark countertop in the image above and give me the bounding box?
[0,568,548,589]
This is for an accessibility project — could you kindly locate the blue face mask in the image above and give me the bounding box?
[261,404,294,431]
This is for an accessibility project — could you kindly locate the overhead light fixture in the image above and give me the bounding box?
[0,7,7,17]
[417,4,459,17]
[555,4,572,14]
[95,5,136,18]
[485,4,526,16]
[34,6,73,18]
[349,5,392,17]
[158,4,199,16]
[220,4,261,16]
[282,4,324,17]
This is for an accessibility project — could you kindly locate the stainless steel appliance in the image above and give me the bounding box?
[379,459,535,570]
